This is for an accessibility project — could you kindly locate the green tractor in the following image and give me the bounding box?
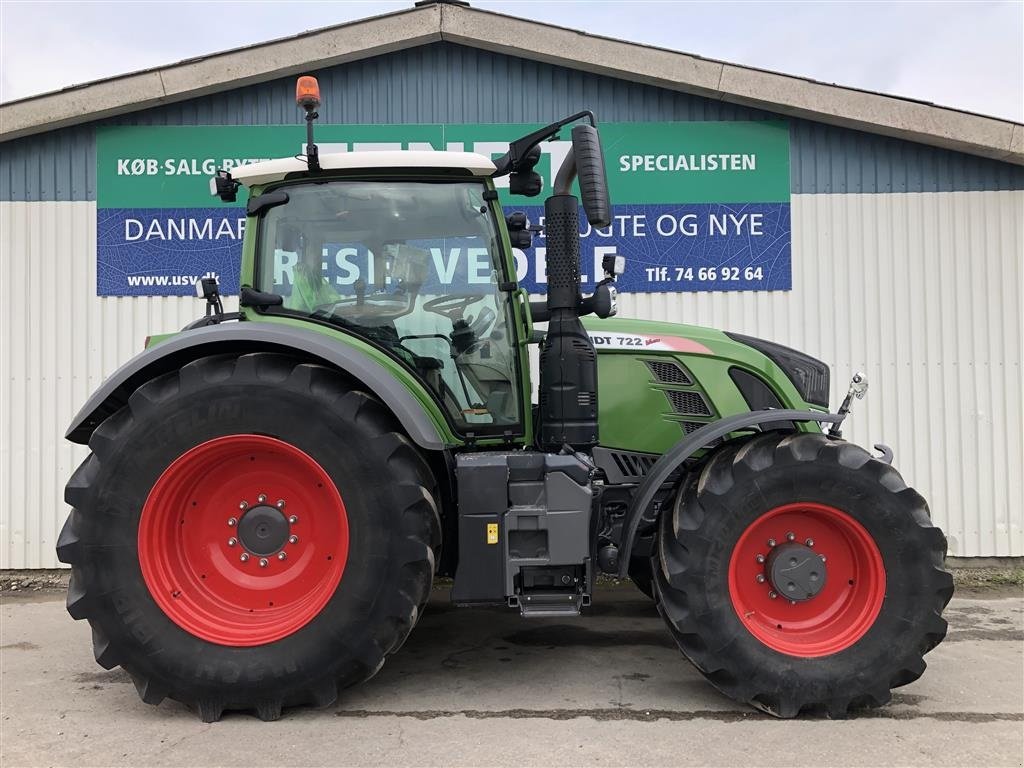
[58,77,952,721]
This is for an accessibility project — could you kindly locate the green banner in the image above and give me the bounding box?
[96,121,789,207]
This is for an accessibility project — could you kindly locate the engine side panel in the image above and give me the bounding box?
[582,317,818,455]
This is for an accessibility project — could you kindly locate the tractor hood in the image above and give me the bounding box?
[581,316,830,410]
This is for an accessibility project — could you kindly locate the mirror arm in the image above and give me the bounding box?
[493,111,596,177]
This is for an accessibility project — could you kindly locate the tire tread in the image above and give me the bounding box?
[653,431,952,718]
[57,352,440,721]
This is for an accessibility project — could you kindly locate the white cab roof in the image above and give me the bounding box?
[231,150,497,187]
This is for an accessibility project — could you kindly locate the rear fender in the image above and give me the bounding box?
[65,323,449,450]
[616,409,843,577]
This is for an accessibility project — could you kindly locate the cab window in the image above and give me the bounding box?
[256,180,521,431]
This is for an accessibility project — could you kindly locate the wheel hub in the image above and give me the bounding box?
[766,542,827,601]
[727,502,886,657]
[237,505,290,556]
[137,434,349,647]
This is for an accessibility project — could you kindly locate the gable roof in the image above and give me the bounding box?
[1,1,1021,165]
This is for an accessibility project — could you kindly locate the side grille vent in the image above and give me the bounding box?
[591,447,659,484]
[577,392,595,407]
[645,360,693,385]
[664,390,712,416]
[611,451,657,479]
[680,421,723,447]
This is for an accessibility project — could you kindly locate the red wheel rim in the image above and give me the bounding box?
[138,435,349,646]
[728,502,885,657]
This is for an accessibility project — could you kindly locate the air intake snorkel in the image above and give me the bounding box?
[496,114,613,451]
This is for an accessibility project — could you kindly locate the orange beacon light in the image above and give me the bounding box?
[295,76,321,109]
[296,76,322,171]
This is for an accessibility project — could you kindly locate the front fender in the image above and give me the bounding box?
[66,323,450,451]
[616,409,843,577]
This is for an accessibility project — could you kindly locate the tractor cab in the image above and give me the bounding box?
[218,75,619,442]
[234,158,523,430]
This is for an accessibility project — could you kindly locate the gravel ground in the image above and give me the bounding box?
[1,582,1022,768]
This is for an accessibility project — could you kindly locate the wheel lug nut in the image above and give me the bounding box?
[276,499,286,509]
[288,534,299,545]
[257,494,267,504]
[805,538,814,547]
[240,553,249,562]
[277,551,287,561]
[259,558,268,568]
[227,517,237,527]
[786,532,795,542]
[227,537,237,547]
[820,555,827,562]
[755,574,766,583]
[767,538,776,548]
[755,554,766,564]
[239,501,248,510]
[768,591,778,599]
[288,515,298,525]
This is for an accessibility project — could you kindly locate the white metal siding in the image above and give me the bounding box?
[0,201,239,568]
[1,191,1021,567]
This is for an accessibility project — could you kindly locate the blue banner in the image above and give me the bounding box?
[97,202,790,296]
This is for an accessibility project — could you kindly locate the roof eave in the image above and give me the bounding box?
[0,2,1020,166]
[0,4,443,142]
[438,4,1023,165]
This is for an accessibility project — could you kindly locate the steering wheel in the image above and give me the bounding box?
[422,294,485,321]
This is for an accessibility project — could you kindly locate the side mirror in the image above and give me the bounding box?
[571,124,611,228]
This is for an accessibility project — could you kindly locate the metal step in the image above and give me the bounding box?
[517,591,586,617]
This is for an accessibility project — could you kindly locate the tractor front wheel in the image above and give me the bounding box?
[653,432,953,718]
[57,353,440,721]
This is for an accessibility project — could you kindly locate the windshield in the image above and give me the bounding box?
[256,179,521,431]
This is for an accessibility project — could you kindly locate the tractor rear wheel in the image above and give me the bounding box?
[653,431,953,718]
[57,353,440,721]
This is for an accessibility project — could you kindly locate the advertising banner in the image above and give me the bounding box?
[95,121,790,296]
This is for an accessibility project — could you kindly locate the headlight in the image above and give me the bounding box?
[726,333,830,408]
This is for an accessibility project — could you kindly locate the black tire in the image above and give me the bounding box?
[629,558,655,599]
[57,353,440,722]
[652,431,953,718]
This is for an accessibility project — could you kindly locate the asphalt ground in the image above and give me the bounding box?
[1,585,1022,768]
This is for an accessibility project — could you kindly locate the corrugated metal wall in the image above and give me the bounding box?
[0,201,241,567]
[2,42,1022,566]
[4,44,1024,201]
[2,190,1020,566]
